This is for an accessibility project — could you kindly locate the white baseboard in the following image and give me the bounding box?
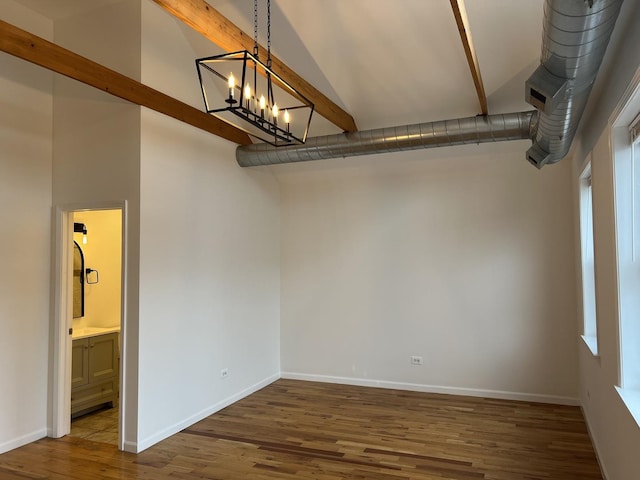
[122,440,138,453]
[134,373,280,453]
[102,371,582,454]
[281,372,581,406]
[2,373,580,456]
[581,404,610,480]
[0,428,47,455]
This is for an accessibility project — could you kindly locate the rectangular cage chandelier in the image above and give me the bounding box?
[196,0,313,146]
[196,50,314,146]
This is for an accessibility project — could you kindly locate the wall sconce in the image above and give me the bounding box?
[74,222,88,245]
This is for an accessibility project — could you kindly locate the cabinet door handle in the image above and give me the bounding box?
[84,345,89,350]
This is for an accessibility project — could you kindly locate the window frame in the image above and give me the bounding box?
[611,67,640,426]
[579,160,598,355]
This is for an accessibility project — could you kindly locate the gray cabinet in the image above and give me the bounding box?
[71,332,119,417]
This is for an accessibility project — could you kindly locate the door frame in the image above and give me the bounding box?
[50,200,128,450]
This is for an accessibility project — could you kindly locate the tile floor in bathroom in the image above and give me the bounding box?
[69,404,118,445]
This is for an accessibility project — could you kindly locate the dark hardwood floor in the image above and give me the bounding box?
[0,379,602,479]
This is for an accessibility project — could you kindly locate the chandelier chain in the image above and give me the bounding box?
[267,0,272,68]
[253,0,259,57]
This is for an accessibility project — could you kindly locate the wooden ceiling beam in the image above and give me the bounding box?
[151,0,358,133]
[450,0,488,115]
[0,19,252,145]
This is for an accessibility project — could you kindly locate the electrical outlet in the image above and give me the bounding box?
[410,355,423,366]
[220,368,229,379]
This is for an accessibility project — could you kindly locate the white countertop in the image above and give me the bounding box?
[72,326,120,340]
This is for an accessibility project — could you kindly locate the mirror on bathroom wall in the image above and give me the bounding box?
[73,241,85,318]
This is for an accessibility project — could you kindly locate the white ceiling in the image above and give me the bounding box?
[11,0,545,136]
[207,0,544,134]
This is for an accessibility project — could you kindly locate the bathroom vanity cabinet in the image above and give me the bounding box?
[71,332,119,417]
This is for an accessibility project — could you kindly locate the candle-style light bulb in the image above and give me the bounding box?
[82,232,87,245]
[228,73,235,99]
[272,104,279,125]
[243,84,251,110]
[259,95,266,118]
[284,109,290,133]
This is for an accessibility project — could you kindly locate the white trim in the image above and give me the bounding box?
[50,206,72,438]
[611,64,640,128]
[616,387,640,429]
[50,201,128,449]
[117,202,129,452]
[611,126,628,388]
[581,335,600,358]
[579,157,599,349]
[134,373,280,453]
[0,429,47,455]
[630,112,640,142]
[611,69,640,391]
[281,372,580,406]
[122,440,138,454]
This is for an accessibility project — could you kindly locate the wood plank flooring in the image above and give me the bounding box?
[0,379,602,479]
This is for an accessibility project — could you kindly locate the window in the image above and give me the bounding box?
[615,112,640,391]
[612,78,640,424]
[579,161,598,355]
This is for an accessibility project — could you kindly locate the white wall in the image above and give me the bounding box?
[135,2,281,452]
[72,209,122,330]
[278,141,579,403]
[52,0,142,450]
[5,0,629,463]
[570,0,640,477]
[0,1,53,454]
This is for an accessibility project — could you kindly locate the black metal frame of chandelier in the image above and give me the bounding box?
[207,102,304,145]
[196,50,314,147]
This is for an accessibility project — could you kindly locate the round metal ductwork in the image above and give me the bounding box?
[525,0,623,168]
[236,112,537,167]
[235,0,623,170]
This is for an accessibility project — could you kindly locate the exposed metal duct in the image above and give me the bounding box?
[525,0,623,168]
[236,112,537,167]
[236,0,622,169]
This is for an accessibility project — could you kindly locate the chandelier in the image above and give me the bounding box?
[196,0,314,146]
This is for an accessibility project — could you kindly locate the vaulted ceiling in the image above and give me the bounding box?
[11,0,545,138]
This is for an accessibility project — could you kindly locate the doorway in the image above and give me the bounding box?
[51,202,127,450]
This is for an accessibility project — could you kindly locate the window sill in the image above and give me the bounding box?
[581,335,599,357]
[616,387,640,428]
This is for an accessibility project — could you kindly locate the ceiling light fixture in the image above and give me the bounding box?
[195,0,314,146]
